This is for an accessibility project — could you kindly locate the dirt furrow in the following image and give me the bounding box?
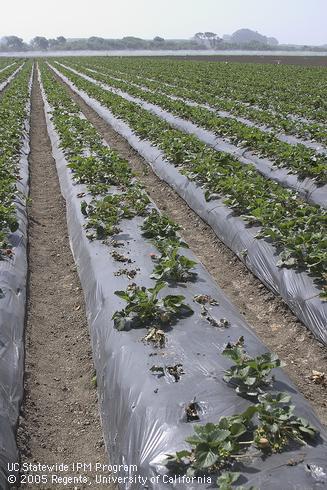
[17,67,110,489]
[51,68,327,427]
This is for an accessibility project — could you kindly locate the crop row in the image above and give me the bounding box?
[71,57,327,124]
[61,61,327,184]
[71,58,327,146]
[0,60,32,487]
[39,62,324,489]
[0,61,23,87]
[40,63,202,324]
[0,63,32,256]
[40,61,201,313]
[50,63,327,295]
[0,59,15,70]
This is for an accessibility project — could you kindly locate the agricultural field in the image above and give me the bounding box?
[0,56,326,489]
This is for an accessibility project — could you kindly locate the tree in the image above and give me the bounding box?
[87,36,106,49]
[204,32,223,48]
[57,36,67,44]
[48,39,59,49]
[1,36,25,51]
[204,32,217,40]
[153,36,165,43]
[30,36,49,50]
[193,32,222,49]
[122,36,147,49]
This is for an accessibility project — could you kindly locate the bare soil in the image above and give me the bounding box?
[53,69,327,427]
[17,69,111,489]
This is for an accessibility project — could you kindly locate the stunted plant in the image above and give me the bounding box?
[81,195,121,239]
[113,281,193,330]
[142,210,182,241]
[222,337,284,397]
[151,242,197,283]
[81,188,150,239]
[193,294,228,328]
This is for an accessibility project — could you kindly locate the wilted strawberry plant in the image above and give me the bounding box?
[142,327,166,348]
[150,363,185,382]
[113,281,193,330]
[222,337,284,397]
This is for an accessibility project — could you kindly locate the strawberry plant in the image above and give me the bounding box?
[166,407,256,477]
[81,195,122,239]
[217,472,257,490]
[222,337,284,397]
[165,392,318,480]
[81,188,150,239]
[68,150,132,191]
[142,210,182,240]
[113,281,193,330]
[254,392,317,453]
[0,63,32,257]
[151,243,197,282]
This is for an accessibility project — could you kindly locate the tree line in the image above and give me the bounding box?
[0,35,203,52]
[0,32,323,52]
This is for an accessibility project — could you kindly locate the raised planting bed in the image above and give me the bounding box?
[72,63,327,155]
[0,62,24,92]
[73,56,327,139]
[58,61,327,187]
[0,62,33,487]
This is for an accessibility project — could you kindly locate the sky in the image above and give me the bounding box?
[1,0,326,46]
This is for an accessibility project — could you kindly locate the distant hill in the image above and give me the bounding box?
[228,29,279,46]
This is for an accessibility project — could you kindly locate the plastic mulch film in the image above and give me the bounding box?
[55,63,327,208]
[0,64,24,93]
[82,66,327,156]
[0,68,32,488]
[40,71,327,490]
[0,63,15,74]
[50,66,327,346]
